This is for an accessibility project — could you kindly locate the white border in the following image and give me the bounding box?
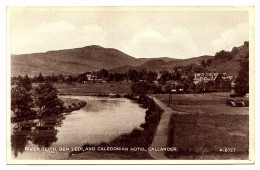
[1,0,259,170]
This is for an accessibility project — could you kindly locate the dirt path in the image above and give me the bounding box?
[148,96,174,160]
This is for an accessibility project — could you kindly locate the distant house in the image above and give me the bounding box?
[79,72,103,82]
[194,72,233,92]
[181,75,188,80]
[193,72,227,84]
[157,73,162,80]
[86,73,96,81]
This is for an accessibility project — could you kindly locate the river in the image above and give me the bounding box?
[11,96,146,160]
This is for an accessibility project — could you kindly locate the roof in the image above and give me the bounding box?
[194,73,219,81]
[194,72,230,82]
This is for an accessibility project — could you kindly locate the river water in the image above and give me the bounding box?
[11,96,146,160]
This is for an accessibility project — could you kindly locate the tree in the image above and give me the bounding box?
[234,52,249,95]
[32,75,38,83]
[96,68,108,79]
[183,80,190,92]
[195,81,207,93]
[57,74,65,83]
[45,75,52,82]
[189,82,196,91]
[187,70,195,82]
[192,64,204,73]
[138,69,147,80]
[146,71,158,83]
[51,74,58,83]
[206,58,213,66]
[206,81,215,92]
[37,73,44,83]
[173,69,181,81]
[128,69,139,82]
[215,50,234,60]
[231,47,239,56]
[11,76,34,118]
[66,75,77,86]
[18,75,32,91]
[113,73,124,82]
[158,71,171,84]
[77,74,88,83]
[200,59,206,67]
[131,81,151,95]
[34,82,64,116]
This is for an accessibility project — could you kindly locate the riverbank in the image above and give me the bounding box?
[68,95,163,160]
[148,97,174,160]
[11,97,86,123]
[60,97,87,113]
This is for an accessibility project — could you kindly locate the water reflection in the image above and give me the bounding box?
[11,134,28,158]
[11,116,64,158]
[11,96,146,159]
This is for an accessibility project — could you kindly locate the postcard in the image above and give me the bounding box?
[6,6,255,164]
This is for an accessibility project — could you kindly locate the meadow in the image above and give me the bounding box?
[55,81,132,95]
[154,93,249,159]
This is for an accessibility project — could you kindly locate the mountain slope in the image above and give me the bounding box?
[109,42,249,75]
[11,45,139,76]
[206,41,249,76]
[11,42,249,76]
[109,55,214,73]
[108,59,170,73]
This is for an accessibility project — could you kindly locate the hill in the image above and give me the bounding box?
[109,42,249,76]
[109,59,170,73]
[109,56,214,73]
[11,45,139,76]
[206,41,249,76]
[11,42,249,76]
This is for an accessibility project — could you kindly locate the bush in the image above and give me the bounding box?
[195,81,207,93]
[131,81,151,95]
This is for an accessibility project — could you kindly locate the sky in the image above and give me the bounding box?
[9,7,250,59]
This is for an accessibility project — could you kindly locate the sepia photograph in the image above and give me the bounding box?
[6,6,255,164]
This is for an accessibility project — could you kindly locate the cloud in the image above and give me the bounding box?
[212,23,249,52]
[130,28,165,44]
[123,27,199,58]
[11,22,107,54]
[80,24,107,46]
[10,10,249,58]
[169,27,200,57]
[11,18,249,59]
[36,20,76,33]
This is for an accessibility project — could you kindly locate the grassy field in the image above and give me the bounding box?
[167,114,249,159]
[153,93,249,115]
[153,93,249,159]
[55,81,132,95]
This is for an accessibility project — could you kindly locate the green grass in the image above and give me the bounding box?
[55,81,132,95]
